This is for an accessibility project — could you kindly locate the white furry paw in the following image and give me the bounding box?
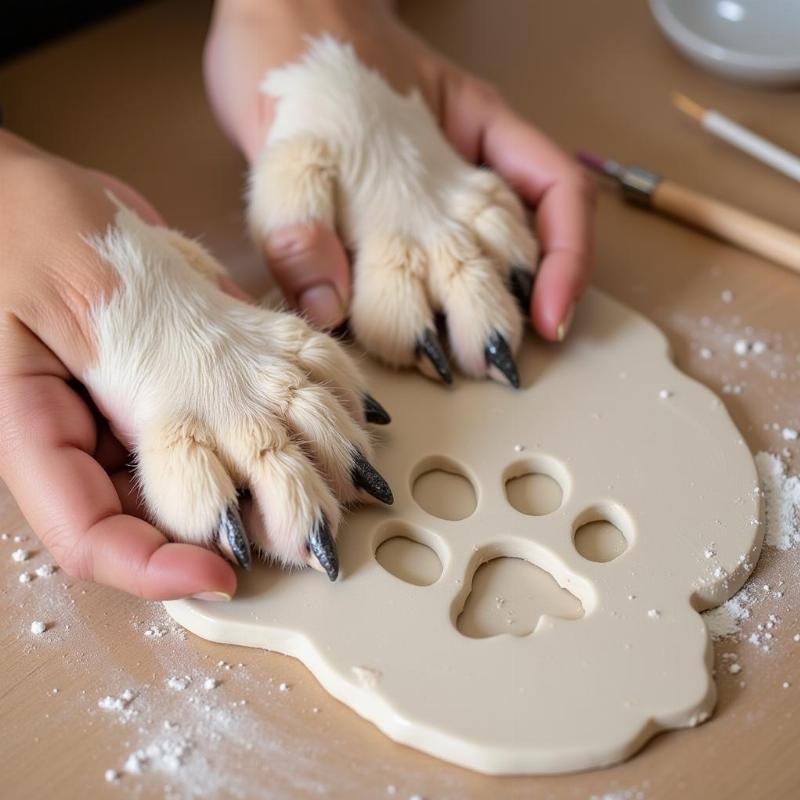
[247,37,539,387]
[85,197,393,580]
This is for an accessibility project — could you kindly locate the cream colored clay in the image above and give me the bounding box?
[166,288,763,775]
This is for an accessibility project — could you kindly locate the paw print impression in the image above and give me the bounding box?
[376,457,587,639]
[168,291,762,775]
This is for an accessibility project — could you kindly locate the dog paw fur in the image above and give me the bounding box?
[85,197,392,579]
[247,37,539,387]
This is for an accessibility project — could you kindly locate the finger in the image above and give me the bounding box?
[483,115,593,341]
[217,274,255,304]
[527,177,593,341]
[0,323,236,600]
[444,82,594,341]
[264,221,351,330]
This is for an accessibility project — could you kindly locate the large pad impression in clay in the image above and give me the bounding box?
[165,288,762,775]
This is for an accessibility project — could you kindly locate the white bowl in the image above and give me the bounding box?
[650,0,800,86]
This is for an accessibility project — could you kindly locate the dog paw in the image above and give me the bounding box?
[85,197,392,579]
[247,37,539,387]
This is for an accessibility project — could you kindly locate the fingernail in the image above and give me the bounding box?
[484,331,520,389]
[557,303,576,342]
[299,283,344,330]
[191,591,232,602]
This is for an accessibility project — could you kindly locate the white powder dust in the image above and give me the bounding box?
[703,585,755,639]
[703,452,799,641]
[122,737,193,776]
[11,548,28,562]
[590,786,647,800]
[756,452,800,551]
[166,676,191,691]
[30,620,47,634]
[98,689,139,722]
[19,571,33,584]
[352,666,383,688]
[35,563,56,577]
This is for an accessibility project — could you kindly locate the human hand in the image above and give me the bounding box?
[0,131,388,597]
[205,0,593,367]
[0,132,236,600]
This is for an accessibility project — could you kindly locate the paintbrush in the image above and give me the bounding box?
[577,151,800,276]
[673,92,800,184]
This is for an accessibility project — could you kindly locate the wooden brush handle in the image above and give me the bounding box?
[652,180,800,275]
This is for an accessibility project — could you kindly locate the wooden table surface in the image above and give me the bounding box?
[1,2,798,798]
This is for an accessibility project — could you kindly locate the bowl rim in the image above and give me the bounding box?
[649,0,800,71]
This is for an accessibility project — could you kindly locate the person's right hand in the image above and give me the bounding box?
[0,132,239,600]
[205,0,594,386]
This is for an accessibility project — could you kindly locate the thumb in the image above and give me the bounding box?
[264,222,352,330]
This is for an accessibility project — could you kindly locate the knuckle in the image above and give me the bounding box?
[265,223,327,264]
[43,530,91,582]
[466,77,504,109]
[568,169,597,207]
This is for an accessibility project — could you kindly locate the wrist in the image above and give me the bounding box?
[214,0,396,29]
[206,0,408,162]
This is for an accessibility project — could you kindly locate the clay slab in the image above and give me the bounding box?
[166,288,763,775]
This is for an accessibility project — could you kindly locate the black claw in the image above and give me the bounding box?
[415,328,453,385]
[351,449,394,505]
[485,330,520,389]
[362,393,391,425]
[217,503,252,570]
[509,266,534,317]
[330,319,352,342]
[307,516,339,581]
